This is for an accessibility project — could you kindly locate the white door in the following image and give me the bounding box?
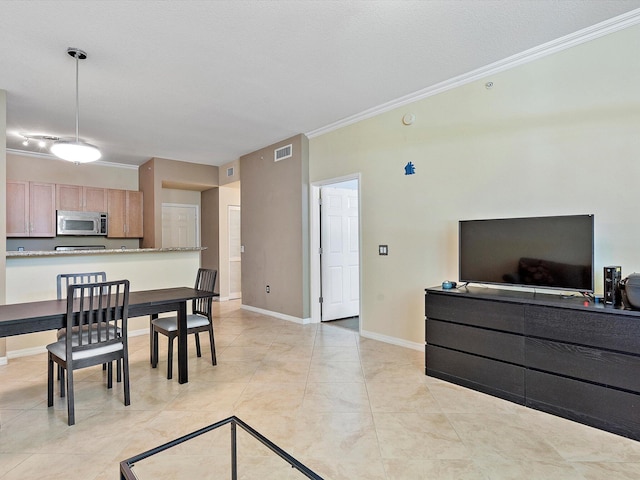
[320,185,359,321]
[162,204,199,248]
[228,205,242,299]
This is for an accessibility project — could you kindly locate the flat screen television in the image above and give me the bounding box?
[459,214,594,292]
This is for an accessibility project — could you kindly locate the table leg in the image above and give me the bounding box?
[177,301,188,384]
[149,313,158,364]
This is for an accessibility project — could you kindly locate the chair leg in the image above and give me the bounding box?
[116,359,122,383]
[151,328,159,368]
[47,354,54,407]
[107,362,113,389]
[123,353,131,406]
[208,325,217,366]
[195,332,202,357]
[60,368,65,398]
[167,336,174,380]
[66,368,75,426]
[149,314,158,364]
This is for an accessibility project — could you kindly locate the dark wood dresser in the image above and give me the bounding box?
[425,286,640,440]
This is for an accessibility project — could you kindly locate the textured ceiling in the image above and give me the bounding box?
[1,0,639,167]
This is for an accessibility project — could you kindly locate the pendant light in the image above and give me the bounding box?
[51,48,101,164]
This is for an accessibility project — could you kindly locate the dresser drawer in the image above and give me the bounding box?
[526,337,640,393]
[426,293,524,334]
[427,319,524,365]
[526,369,640,441]
[426,344,525,403]
[526,305,640,354]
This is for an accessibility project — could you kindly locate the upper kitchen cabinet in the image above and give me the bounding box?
[7,181,56,237]
[56,184,108,212]
[107,189,143,238]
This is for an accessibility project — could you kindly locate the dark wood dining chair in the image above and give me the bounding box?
[57,272,107,300]
[56,272,112,380]
[47,279,131,425]
[150,268,217,379]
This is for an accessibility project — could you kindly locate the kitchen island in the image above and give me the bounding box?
[6,246,204,258]
[4,247,204,359]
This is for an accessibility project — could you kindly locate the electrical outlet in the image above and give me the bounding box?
[266,285,270,293]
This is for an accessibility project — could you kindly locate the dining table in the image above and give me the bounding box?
[0,287,215,384]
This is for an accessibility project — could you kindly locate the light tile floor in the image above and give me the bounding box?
[2,300,640,479]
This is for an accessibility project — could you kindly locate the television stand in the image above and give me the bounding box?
[425,285,640,440]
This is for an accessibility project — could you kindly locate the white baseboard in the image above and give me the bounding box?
[360,329,423,352]
[7,346,46,359]
[241,304,312,324]
[128,328,150,338]
[3,319,422,360]
[240,306,422,350]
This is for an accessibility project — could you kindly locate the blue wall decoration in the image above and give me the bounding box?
[404,161,416,175]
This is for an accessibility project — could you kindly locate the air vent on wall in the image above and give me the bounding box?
[227,167,234,177]
[274,144,292,162]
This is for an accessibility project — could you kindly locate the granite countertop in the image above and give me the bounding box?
[7,247,206,258]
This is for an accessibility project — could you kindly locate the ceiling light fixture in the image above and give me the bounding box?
[50,48,101,164]
[20,133,60,149]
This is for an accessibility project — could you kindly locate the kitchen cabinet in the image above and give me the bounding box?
[107,189,143,238]
[7,181,56,237]
[56,184,108,212]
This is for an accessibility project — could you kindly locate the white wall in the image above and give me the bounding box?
[0,90,6,358]
[309,24,640,346]
[218,183,241,300]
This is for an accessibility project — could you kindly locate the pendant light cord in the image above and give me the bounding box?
[50,47,101,163]
[74,51,80,143]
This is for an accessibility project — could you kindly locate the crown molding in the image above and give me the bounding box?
[6,148,139,170]
[306,9,640,139]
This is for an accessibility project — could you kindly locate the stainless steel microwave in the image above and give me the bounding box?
[56,210,108,236]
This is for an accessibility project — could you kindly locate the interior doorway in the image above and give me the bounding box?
[313,177,360,328]
[228,205,242,300]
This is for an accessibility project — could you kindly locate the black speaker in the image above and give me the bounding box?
[604,266,622,306]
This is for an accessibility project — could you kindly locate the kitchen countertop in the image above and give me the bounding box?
[6,247,206,258]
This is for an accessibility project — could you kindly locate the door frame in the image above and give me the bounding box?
[310,173,362,325]
[228,204,241,300]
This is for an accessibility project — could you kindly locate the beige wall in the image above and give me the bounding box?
[240,134,310,319]
[7,152,138,189]
[219,159,240,186]
[309,24,640,346]
[201,187,219,276]
[139,157,218,248]
[161,188,201,206]
[0,90,6,357]
[139,158,156,247]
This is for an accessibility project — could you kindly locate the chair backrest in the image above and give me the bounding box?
[192,268,217,318]
[57,272,107,299]
[65,280,130,355]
